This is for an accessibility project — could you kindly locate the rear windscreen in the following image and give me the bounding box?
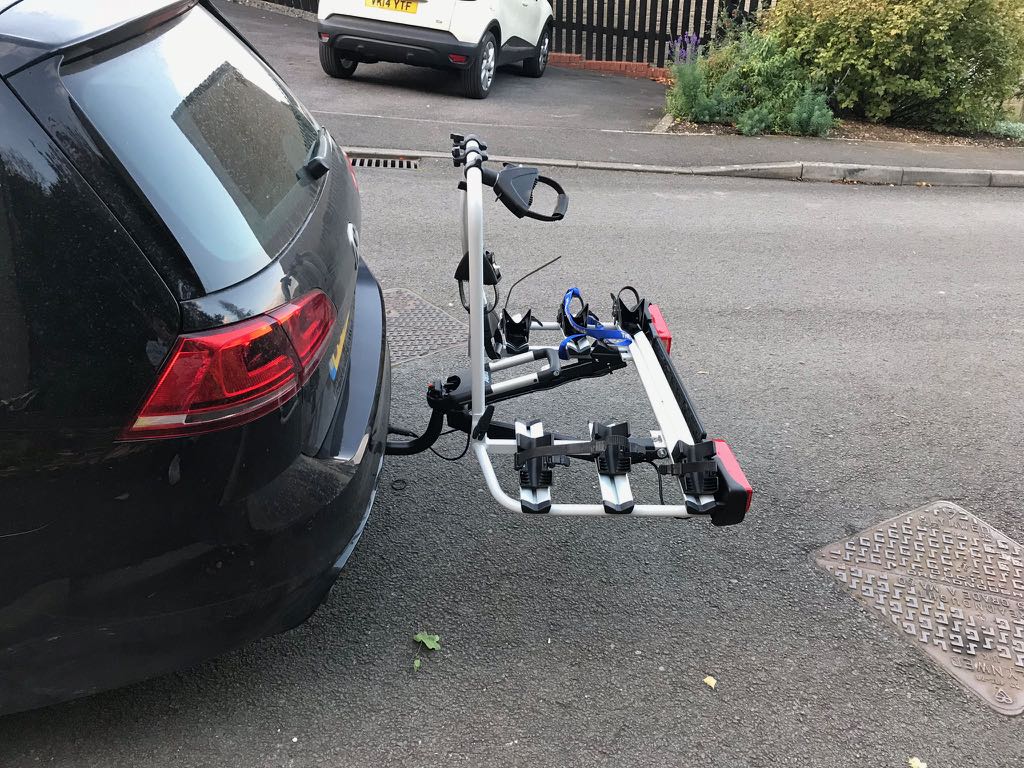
[62,5,321,293]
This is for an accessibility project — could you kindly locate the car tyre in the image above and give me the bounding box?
[320,43,358,79]
[522,26,550,78]
[461,31,496,99]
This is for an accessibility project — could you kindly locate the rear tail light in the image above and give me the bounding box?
[270,291,335,377]
[340,148,359,191]
[122,291,336,440]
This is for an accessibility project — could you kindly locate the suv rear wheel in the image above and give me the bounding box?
[461,31,496,99]
[522,26,550,78]
[320,43,358,79]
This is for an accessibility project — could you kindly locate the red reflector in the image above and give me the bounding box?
[341,148,359,192]
[123,291,336,440]
[448,53,468,64]
[712,439,753,513]
[319,32,331,42]
[649,304,672,354]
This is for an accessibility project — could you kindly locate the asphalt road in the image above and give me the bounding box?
[3,159,1024,767]
[217,1,1024,171]
[4,4,1024,766]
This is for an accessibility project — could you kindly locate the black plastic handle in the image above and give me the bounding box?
[522,175,568,222]
[492,165,569,222]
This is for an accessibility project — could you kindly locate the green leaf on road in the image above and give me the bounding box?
[413,658,421,672]
[414,632,441,651]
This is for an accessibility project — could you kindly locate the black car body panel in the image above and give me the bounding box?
[0,0,390,715]
[9,55,209,301]
[0,78,182,466]
[0,263,389,714]
[0,0,196,77]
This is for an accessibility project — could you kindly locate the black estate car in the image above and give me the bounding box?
[0,0,390,714]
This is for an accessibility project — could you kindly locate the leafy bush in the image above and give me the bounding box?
[667,56,740,123]
[768,0,1024,133]
[786,86,835,136]
[992,120,1024,140]
[737,105,776,136]
[666,28,835,136]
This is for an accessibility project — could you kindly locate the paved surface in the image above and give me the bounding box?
[217,1,1024,171]
[218,2,667,135]
[3,160,1024,767]
[4,5,1024,767]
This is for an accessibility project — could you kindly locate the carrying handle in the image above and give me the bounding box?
[523,176,569,222]
[492,165,569,222]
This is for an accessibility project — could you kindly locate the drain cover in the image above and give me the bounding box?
[349,155,419,170]
[384,288,465,365]
[815,501,1024,715]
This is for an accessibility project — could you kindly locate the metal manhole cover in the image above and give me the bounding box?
[815,501,1024,715]
[383,289,465,365]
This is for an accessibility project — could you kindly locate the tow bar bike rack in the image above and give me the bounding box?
[386,134,752,524]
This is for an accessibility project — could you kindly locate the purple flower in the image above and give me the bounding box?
[668,32,702,65]
[685,33,701,62]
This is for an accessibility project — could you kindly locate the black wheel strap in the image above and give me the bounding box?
[513,435,631,470]
[657,460,717,477]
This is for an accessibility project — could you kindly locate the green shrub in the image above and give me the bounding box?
[992,120,1024,140]
[768,0,1024,133]
[666,58,701,116]
[668,61,721,122]
[786,86,835,136]
[666,28,835,136]
[737,105,776,135]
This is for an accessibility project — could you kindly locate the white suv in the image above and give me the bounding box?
[317,0,553,98]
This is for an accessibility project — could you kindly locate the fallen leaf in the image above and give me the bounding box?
[413,658,421,672]
[703,675,717,690]
[414,631,441,651]
[908,758,927,768]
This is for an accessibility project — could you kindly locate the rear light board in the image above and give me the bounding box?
[712,438,752,515]
[122,290,336,440]
[648,304,672,354]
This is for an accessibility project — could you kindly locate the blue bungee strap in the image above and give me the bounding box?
[558,287,632,360]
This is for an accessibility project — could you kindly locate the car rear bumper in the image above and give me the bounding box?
[319,14,476,69]
[0,261,391,716]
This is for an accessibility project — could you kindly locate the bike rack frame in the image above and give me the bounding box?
[386,135,752,524]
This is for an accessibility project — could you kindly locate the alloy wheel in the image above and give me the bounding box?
[480,41,496,91]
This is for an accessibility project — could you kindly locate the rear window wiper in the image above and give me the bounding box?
[298,127,331,182]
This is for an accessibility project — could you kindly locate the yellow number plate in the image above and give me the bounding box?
[364,0,418,13]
